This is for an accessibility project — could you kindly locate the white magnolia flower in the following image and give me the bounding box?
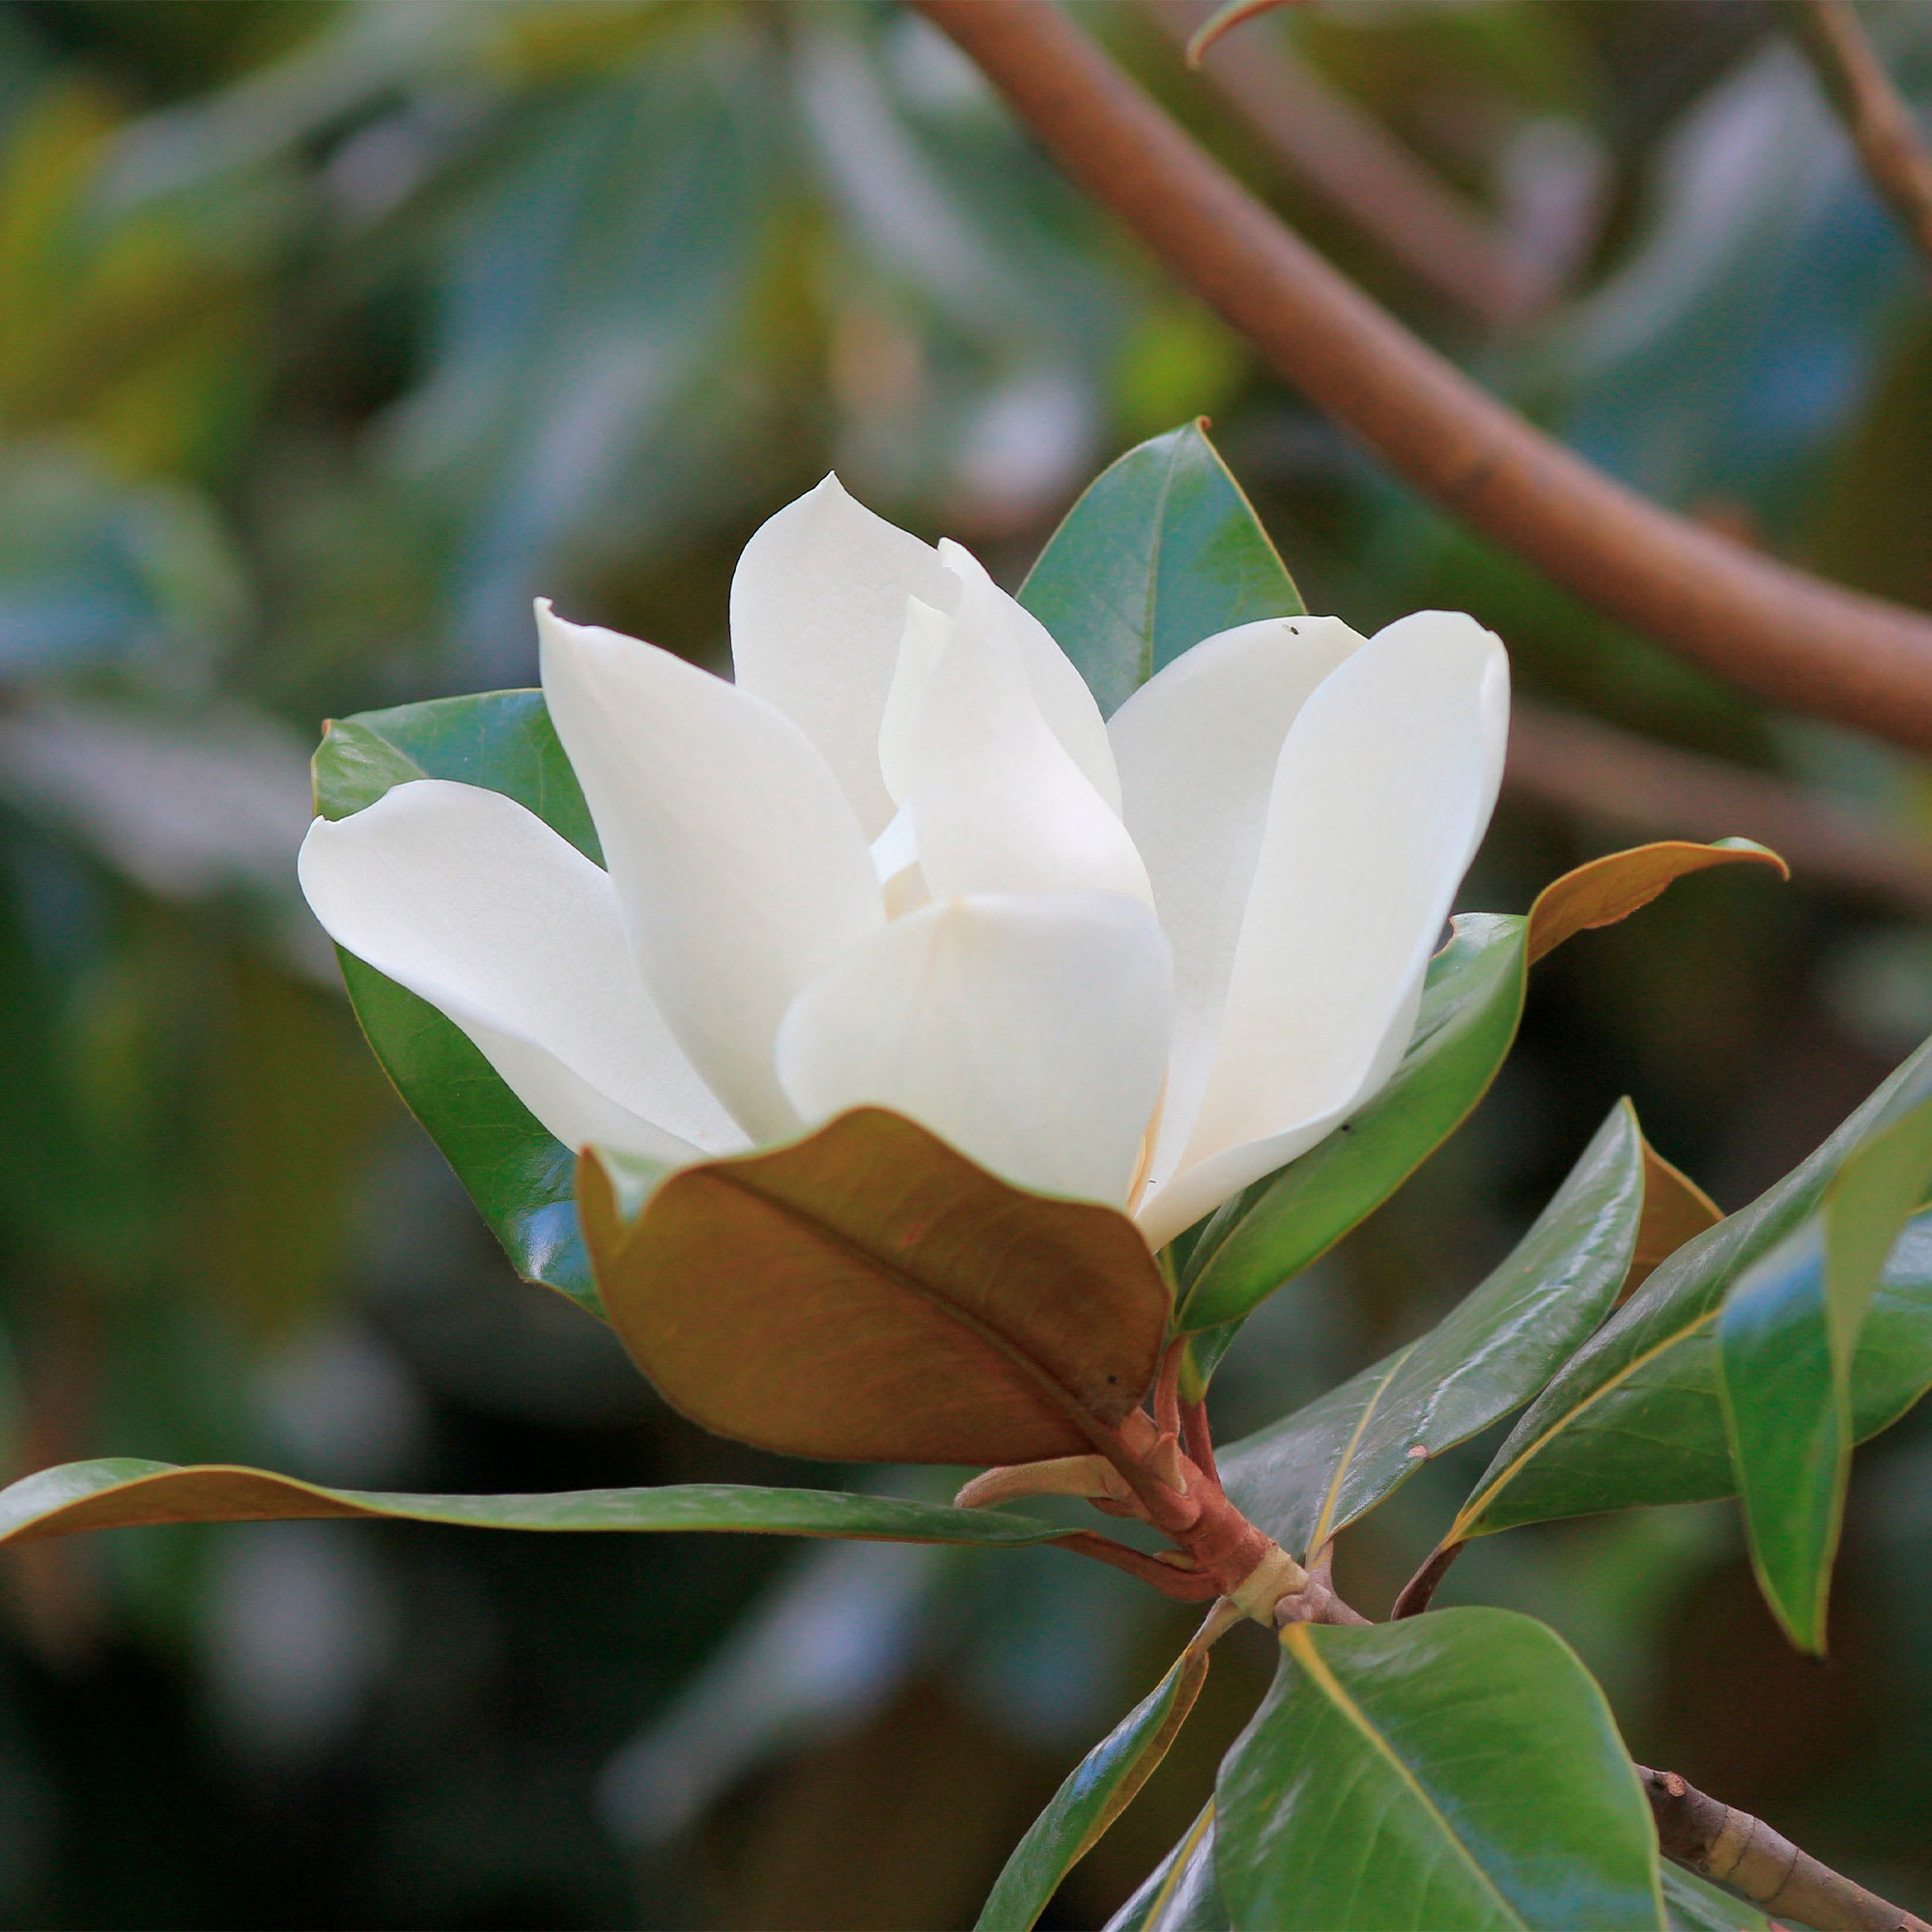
[299,477,1508,1249]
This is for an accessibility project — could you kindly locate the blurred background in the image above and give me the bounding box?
[0,0,1928,1923]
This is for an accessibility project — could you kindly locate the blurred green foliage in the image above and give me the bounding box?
[0,1,1928,1925]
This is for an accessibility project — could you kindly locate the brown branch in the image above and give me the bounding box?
[1792,0,1932,273]
[1638,1766,1931,1932]
[1506,700,1932,916]
[909,0,1932,752]
[1150,0,1553,329]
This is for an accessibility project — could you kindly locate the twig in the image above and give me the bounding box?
[1053,1529,1222,1602]
[1179,1396,1219,1489]
[1638,1766,1932,1932]
[907,0,1932,752]
[1506,700,1932,917]
[1273,1548,1373,1628]
[1791,0,1932,274]
[1153,1335,1184,1441]
[1390,1540,1463,1620]
[1149,0,1552,329]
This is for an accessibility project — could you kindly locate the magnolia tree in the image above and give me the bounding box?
[3,422,1930,1932]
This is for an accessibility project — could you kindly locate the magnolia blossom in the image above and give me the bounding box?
[299,478,1508,1249]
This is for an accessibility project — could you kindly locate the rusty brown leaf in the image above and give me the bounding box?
[582,1108,1172,1465]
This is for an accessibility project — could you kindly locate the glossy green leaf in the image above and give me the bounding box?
[1179,915,1529,1350]
[1219,1098,1649,1560]
[1445,1035,1932,1549]
[0,1459,1071,1549]
[1216,1611,1663,1932]
[1017,418,1301,720]
[1660,1864,1769,1932]
[1717,1091,1932,1651]
[1103,1805,1226,1932]
[977,1632,1215,1932]
[311,690,603,1312]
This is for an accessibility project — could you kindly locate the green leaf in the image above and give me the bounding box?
[1017,418,1301,720]
[978,1633,1215,1932]
[1219,1098,1649,1559]
[1660,1864,1769,1932]
[1444,1035,1932,1550]
[1717,1091,1932,1651]
[582,1108,1171,1465]
[1103,1806,1226,1932]
[311,690,603,1312]
[0,1460,1070,1548]
[314,692,601,857]
[1216,1610,1663,1932]
[1179,915,1528,1347]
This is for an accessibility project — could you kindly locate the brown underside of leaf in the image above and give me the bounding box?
[5,1469,369,1544]
[1527,838,1787,964]
[1622,1137,1724,1304]
[582,1108,1172,1466]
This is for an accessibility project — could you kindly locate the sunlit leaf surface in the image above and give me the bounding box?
[1719,1090,1932,1650]
[1216,1611,1662,1931]
[1447,1036,1932,1548]
[1018,417,1301,720]
[1219,1098,1650,1557]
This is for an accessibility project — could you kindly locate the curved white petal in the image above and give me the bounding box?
[908,561,1151,906]
[298,781,743,1165]
[729,474,956,838]
[537,604,883,1142]
[938,540,1120,810]
[1138,611,1509,1249]
[877,595,952,807]
[776,892,1173,1208]
[1109,615,1365,1187]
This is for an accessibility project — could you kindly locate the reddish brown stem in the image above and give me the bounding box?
[909,0,1932,752]
[1153,1336,1184,1441]
[1052,1530,1221,1602]
[1392,1540,1463,1619]
[1180,1396,1219,1489]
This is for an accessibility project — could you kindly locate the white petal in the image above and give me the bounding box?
[937,540,1121,810]
[729,474,957,838]
[1109,615,1365,1188]
[908,561,1151,906]
[537,604,883,1142]
[1137,611,1509,1248]
[877,595,952,807]
[298,781,743,1164]
[776,892,1173,1208]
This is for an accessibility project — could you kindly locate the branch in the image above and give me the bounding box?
[1148,0,1552,330]
[1792,0,1932,273]
[908,0,1932,752]
[1506,700,1932,916]
[1638,1766,1932,1932]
